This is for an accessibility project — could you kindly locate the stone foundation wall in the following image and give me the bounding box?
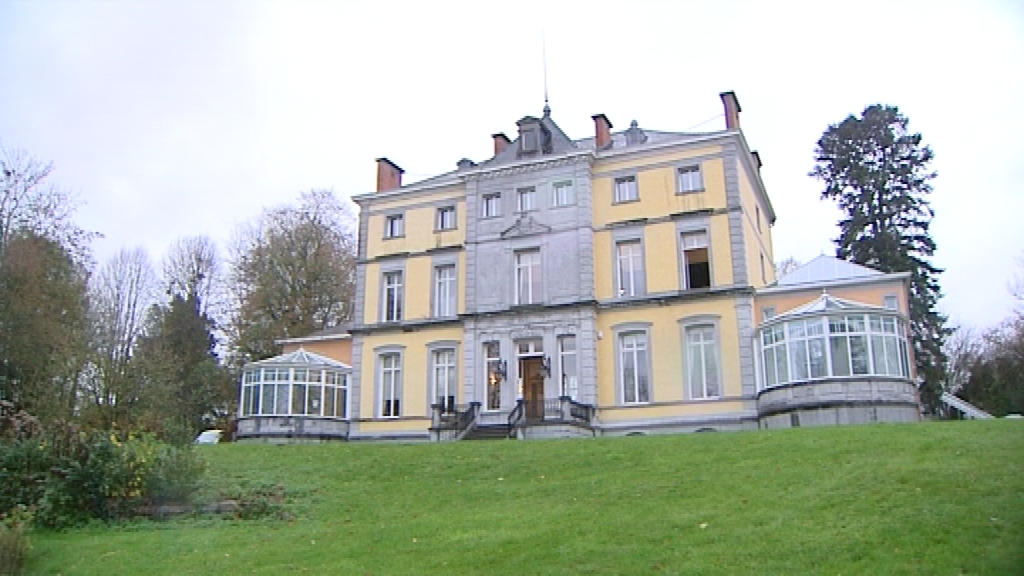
[757,378,919,429]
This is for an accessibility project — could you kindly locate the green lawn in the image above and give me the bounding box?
[24,420,1024,575]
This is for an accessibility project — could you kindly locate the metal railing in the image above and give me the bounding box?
[434,402,480,442]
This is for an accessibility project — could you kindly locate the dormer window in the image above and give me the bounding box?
[521,128,539,153]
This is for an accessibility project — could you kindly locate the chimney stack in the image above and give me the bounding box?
[375,157,404,192]
[592,114,613,149]
[720,91,742,130]
[492,133,511,156]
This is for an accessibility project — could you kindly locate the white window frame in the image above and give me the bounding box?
[384,214,404,238]
[433,264,457,318]
[482,193,501,218]
[379,352,402,418]
[483,341,502,411]
[558,335,578,399]
[676,165,704,193]
[680,229,711,290]
[683,324,721,399]
[436,206,456,231]
[514,249,542,305]
[613,323,652,405]
[517,186,536,212]
[382,270,403,322]
[615,239,646,298]
[614,175,638,203]
[431,347,457,412]
[552,180,575,207]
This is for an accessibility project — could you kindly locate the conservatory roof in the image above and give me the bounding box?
[776,255,883,287]
[773,293,889,321]
[245,348,351,371]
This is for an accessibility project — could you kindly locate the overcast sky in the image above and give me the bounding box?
[1,0,1021,330]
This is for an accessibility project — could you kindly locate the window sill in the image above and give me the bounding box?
[612,198,640,205]
[434,227,457,233]
[382,235,405,240]
[676,188,706,195]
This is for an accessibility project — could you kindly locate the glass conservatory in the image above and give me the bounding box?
[756,294,920,428]
[236,348,351,442]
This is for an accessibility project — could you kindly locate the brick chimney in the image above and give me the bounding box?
[492,133,511,156]
[375,157,404,192]
[592,114,613,149]
[720,91,742,130]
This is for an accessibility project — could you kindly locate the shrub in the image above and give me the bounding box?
[0,506,32,576]
[1,406,207,528]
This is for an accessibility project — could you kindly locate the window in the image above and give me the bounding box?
[620,332,650,403]
[433,265,456,318]
[681,231,711,289]
[614,176,638,203]
[677,165,703,193]
[559,336,578,399]
[436,206,456,230]
[685,325,720,399]
[615,240,645,297]
[756,205,762,234]
[759,313,912,390]
[553,180,575,206]
[239,367,348,418]
[521,129,538,153]
[515,249,542,304]
[484,342,502,410]
[517,187,536,212]
[380,353,401,417]
[883,295,899,311]
[382,271,403,322]
[760,253,766,284]
[482,193,501,218]
[762,307,776,321]
[432,349,457,413]
[384,214,404,238]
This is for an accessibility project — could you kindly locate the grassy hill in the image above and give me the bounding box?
[25,420,1024,575]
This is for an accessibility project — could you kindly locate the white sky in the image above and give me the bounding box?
[1,0,1021,330]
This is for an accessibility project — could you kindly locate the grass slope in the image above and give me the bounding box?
[25,421,1024,575]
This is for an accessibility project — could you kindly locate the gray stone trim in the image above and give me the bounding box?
[734,296,757,396]
[611,321,654,405]
[723,141,748,286]
[678,314,724,400]
[372,344,405,419]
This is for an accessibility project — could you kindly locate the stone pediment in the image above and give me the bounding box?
[501,214,552,239]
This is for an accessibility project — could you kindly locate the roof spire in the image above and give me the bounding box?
[542,29,550,117]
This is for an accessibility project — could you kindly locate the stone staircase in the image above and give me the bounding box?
[940,392,993,420]
[462,424,512,441]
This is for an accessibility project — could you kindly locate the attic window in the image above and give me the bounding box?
[521,129,539,153]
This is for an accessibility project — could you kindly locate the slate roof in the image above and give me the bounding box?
[775,255,884,287]
[245,348,351,371]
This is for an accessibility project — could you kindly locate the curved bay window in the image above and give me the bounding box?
[759,308,911,390]
[239,350,350,419]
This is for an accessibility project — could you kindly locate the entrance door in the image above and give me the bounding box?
[521,357,545,421]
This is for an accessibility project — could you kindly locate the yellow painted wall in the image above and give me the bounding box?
[282,339,352,365]
[363,261,380,325]
[358,327,464,420]
[594,299,742,408]
[594,146,722,175]
[755,281,908,322]
[358,419,431,432]
[591,153,727,229]
[362,252,466,325]
[365,186,465,259]
[600,399,747,422]
[737,157,775,287]
[593,214,733,299]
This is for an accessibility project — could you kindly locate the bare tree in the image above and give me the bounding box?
[84,247,157,428]
[163,235,222,317]
[776,257,801,278]
[228,190,357,363]
[0,147,96,264]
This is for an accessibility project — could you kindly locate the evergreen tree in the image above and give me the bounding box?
[811,105,949,412]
